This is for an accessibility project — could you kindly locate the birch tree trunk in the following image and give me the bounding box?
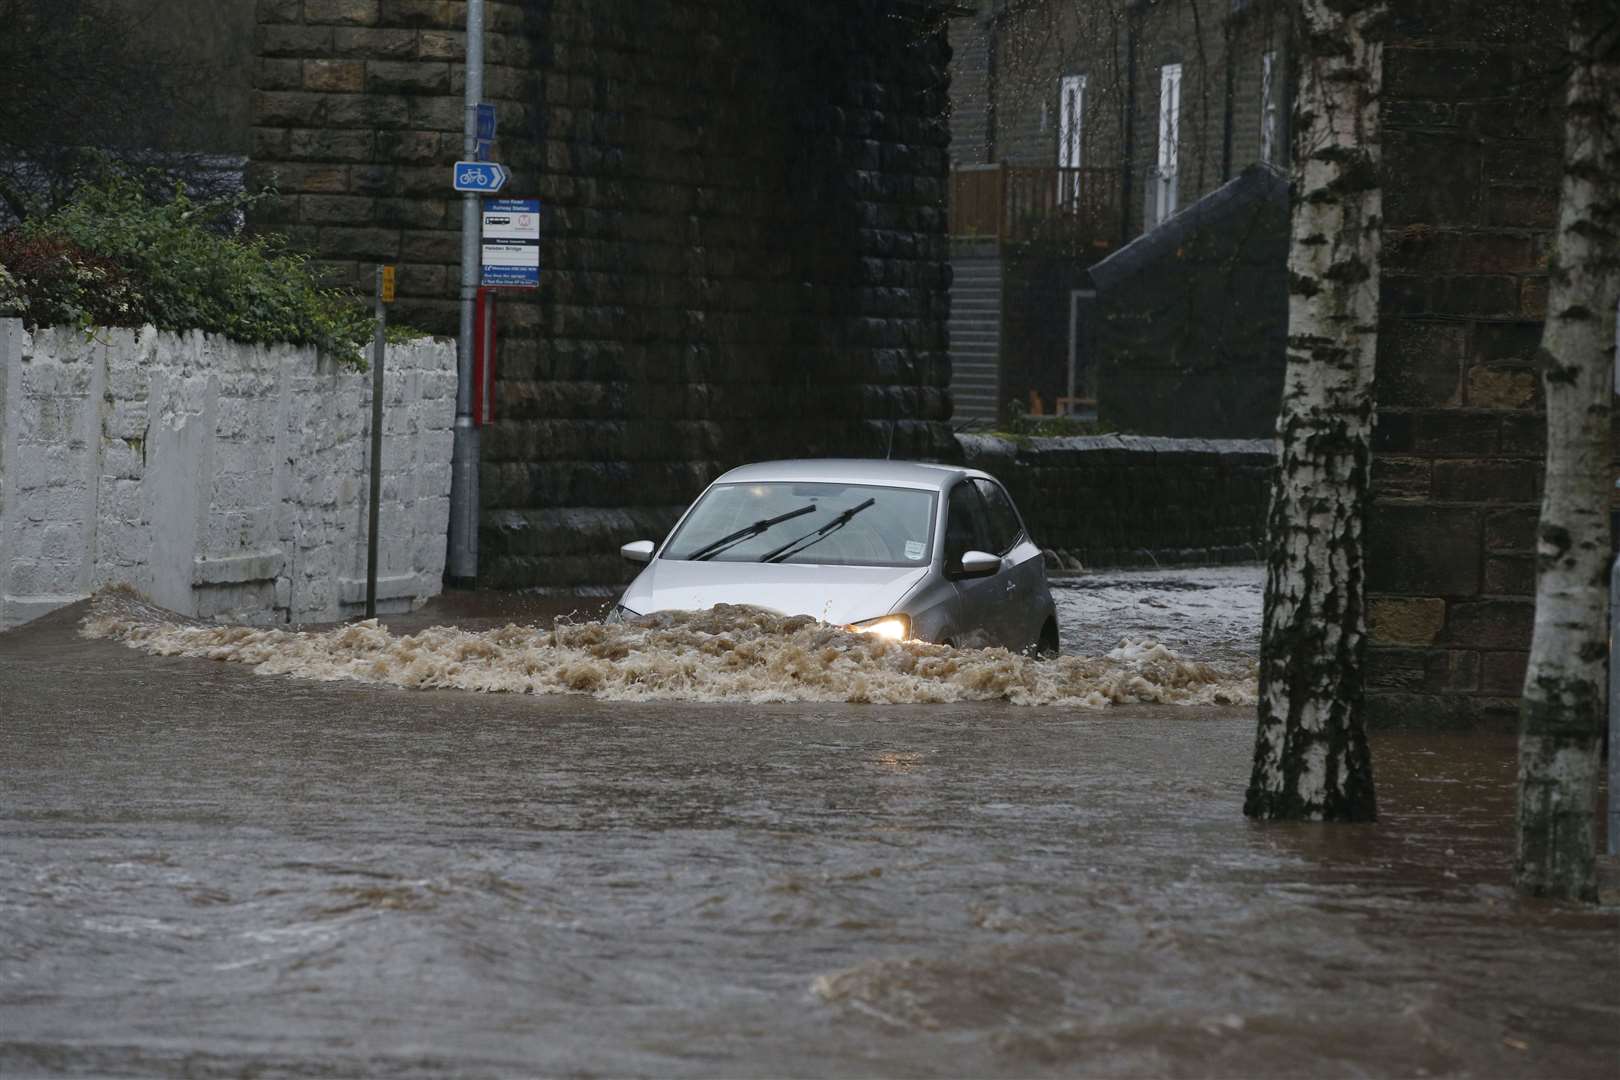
[1515,5,1619,903]
[1245,0,1384,822]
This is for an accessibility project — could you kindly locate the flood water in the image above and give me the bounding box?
[2,581,1615,1077]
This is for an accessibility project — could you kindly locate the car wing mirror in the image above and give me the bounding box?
[620,540,655,564]
[958,550,1000,577]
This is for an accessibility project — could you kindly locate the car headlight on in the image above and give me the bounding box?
[849,614,911,642]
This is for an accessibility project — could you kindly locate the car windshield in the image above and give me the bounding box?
[662,482,937,567]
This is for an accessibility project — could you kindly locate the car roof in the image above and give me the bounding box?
[711,458,987,492]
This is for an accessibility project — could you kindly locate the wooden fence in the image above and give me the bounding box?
[949,165,1121,249]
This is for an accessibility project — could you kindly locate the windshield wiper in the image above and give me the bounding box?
[685,503,817,561]
[760,498,877,563]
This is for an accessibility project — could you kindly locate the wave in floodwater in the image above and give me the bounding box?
[79,590,1256,707]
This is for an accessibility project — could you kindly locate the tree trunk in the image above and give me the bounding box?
[1515,5,1619,903]
[1245,0,1384,822]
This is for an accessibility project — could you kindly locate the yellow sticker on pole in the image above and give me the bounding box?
[381,265,396,303]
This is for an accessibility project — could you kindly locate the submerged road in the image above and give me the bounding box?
[1,580,1615,1078]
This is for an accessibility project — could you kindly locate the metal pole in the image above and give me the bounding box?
[1610,311,1619,857]
[366,264,386,619]
[447,0,484,587]
[1608,542,1618,856]
[1066,289,1079,411]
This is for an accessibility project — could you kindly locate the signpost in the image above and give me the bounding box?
[453,161,508,193]
[480,198,540,288]
[449,0,485,589]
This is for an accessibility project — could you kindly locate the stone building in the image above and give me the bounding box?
[248,0,957,588]
[944,0,1292,421]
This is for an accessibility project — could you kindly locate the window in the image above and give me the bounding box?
[944,482,990,571]
[973,478,1025,555]
[1058,74,1086,203]
[1058,74,1086,201]
[1155,62,1182,225]
[1260,51,1280,165]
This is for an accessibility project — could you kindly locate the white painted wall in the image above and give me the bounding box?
[0,320,456,629]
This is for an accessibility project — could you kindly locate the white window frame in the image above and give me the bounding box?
[1155,63,1182,225]
[1058,74,1086,203]
[1260,51,1279,166]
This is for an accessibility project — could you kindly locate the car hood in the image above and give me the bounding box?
[621,559,929,626]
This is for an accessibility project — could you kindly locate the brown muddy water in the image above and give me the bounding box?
[1,592,1616,1078]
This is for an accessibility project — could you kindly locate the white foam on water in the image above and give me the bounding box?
[80,590,1256,708]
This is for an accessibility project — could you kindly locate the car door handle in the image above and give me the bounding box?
[1005,580,1016,591]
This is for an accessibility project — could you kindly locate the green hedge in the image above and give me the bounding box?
[0,179,380,368]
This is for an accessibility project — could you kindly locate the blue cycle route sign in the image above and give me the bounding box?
[453,161,507,193]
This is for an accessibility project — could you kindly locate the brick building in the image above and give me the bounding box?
[944,0,1292,420]
[248,0,957,588]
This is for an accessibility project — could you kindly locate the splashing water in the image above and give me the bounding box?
[79,590,1256,707]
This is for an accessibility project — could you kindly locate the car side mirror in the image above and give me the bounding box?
[958,550,1000,578]
[620,540,655,564]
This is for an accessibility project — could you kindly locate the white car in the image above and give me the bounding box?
[611,459,1059,655]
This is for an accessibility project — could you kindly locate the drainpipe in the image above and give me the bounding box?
[1121,11,1138,245]
[984,3,1000,164]
[447,0,484,587]
[1221,18,1234,182]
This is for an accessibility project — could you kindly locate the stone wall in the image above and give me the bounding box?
[249,0,956,590]
[959,433,1272,568]
[0,320,455,629]
[1365,1,1605,729]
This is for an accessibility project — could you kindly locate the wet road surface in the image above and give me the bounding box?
[2,589,1616,1078]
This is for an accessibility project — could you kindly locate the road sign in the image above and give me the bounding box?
[380,265,396,303]
[453,161,507,193]
[481,198,539,288]
[476,103,497,142]
[473,138,495,162]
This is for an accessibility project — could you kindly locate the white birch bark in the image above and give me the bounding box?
[1245,0,1384,821]
[1515,5,1619,903]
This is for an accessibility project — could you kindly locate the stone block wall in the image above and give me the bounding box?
[0,320,455,629]
[249,0,956,589]
[959,433,1272,567]
[1365,1,1605,729]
